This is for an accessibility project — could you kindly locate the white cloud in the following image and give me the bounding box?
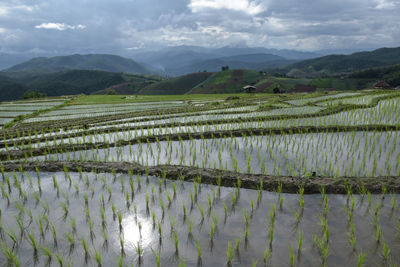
[35,23,86,31]
[189,0,265,15]
[0,3,37,16]
[374,0,396,9]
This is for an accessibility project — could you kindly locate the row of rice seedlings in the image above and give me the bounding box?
[39,130,400,178]
[285,92,363,106]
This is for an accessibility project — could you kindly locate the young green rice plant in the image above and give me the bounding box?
[297,230,304,254]
[158,221,163,242]
[263,245,271,264]
[27,231,38,256]
[119,234,125,255]
[51,223,58,247]
[172,231,179,254]
[4,227,18,249]
[169,216,177,234]
[194,240,202,262]
[182,201,187,221]
[55,252,66,267]
[0,241,19,267]
[145,193,150,213]
[187,217,193,238]
[135,241,143,263]
[382,242,391,262]
[40,245,53,265]
[112,203,117,221]
[70,217,77,234]
[152,248,161,267]
[209,223,215,242]
[117,254,124,267]
[357,250,366,267]
[88,216,95,241]
[234,238,241,253]
[117,211,123,232]
[197,203,205,221]
[60,201,69,218]
[376,226,382,243]
[81,237,90,261]
[94,247,102,267]
[166,192,173,208]
[223,200,228,220]
[289,244,295,267]
[226,241,234,266]
[65,232,75,252]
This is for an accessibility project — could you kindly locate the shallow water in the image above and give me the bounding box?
[0,172,399,266]
[36,131,400,177]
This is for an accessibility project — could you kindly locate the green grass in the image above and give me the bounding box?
[69,93,272,104]
[213,70,234,84]
[310,78,332,88]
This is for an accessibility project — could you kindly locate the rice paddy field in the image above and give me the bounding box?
[0,90,399,267]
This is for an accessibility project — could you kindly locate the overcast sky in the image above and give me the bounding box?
[0,0,399,54]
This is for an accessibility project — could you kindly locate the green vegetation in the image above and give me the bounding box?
[4,54,148,74]
[136,72,212,95]
[23,90,47,99]
[283,47,400,77]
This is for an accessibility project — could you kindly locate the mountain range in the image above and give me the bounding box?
[0,46,399,101]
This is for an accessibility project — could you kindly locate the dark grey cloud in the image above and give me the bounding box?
[0,0,399,54]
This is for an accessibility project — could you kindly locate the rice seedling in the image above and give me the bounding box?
[27,231,38,256]
[382,242,391,261]
[226,241,234,266]
[40,245,53,264]
[357,250,366,267]
[94,247,102,267]
[194,240,202,262]
[152,248,161,267]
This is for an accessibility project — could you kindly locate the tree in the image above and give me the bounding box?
[221,66,229,71]
[22,90,46,99]
[105,88,117,95]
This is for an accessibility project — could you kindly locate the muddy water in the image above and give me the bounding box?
[0,172,399,266]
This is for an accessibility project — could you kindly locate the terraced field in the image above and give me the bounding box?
[0,90,399,267]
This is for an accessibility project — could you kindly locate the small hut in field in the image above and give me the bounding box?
[243,85,257,93]
[373,80,391,89]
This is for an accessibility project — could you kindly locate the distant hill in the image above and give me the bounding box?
[167,54,294,76]
[4,54,149,74]
[131,45,319,75]
[189,69,261,94]
[0,74,28,101]
[0,70,161,101]
[349,64,400,86]
[284,47,400,77]
[137,72,213,95]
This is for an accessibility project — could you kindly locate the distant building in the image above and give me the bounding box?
[395,86,400,90]
[373,80,391,89]
[292,84,317,93]
[243,85,257,93]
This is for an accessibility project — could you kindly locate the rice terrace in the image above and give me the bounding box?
[0,89,398,267]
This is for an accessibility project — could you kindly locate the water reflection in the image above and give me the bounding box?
[121,214,154,251]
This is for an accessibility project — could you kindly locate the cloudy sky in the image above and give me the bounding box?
[0,0,399,54]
